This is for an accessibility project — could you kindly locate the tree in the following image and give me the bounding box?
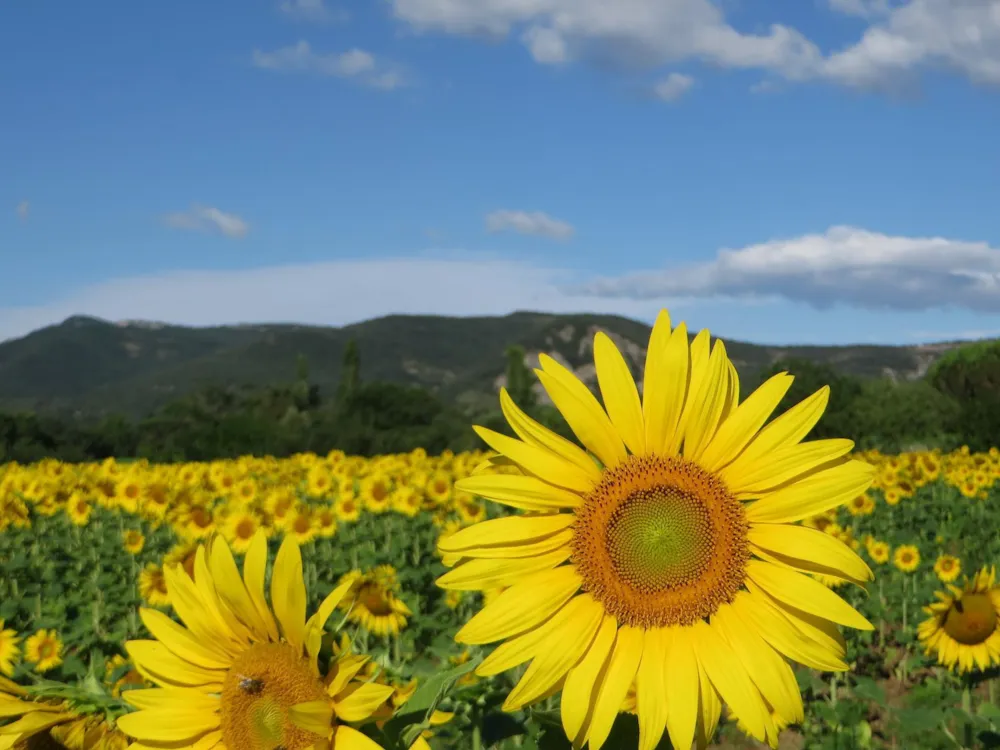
[337,339,361,404]
[504,345,537,410]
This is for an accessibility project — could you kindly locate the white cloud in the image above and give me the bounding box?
[279,0,347,22]
[388,0,1000,90]
[15,201,29,220]
[652,72,694,101]
[0,256,674,344]
[390,0,823,77]
[575,226,1000,312]
[820,0,1000,89]
[252,41,406,89]
[485,210,575,241]
[827,0,895,19]
[163,205,249,238]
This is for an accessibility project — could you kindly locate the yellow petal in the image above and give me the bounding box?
[334,682,396,723]
[731,590,847,672]
[635,628,669,750]
[749,523,873,584]
[711,603,804,725]
[209,537,271,641]
[561,615,617,747]
[695,657,722,749]
[682,340,731,462]
[163,565,240,660]
[334,724,385,750]
[536,354,627,468]
[735,386,830,466]
[500,388,603,483]
[746,560,873,631]
[477,594,598,677]
[125,640,224,689]
[289,700,332,736]
[746,460,875,524]
[663,626,698,750]
[593,332,645,455]
[699,373,794,473]
[585,626,644,750]
[194,544,254,646]
[326,655,370,697]
[749,583,848,659]
[691,620,773,744]
[501,595,604,710]
[645,320,690,457]
[115,708,220,742]
[473,426,596,494]
[722,438,855,497]
[123,688,220,712]
[271,536,307,652]
[437,514,575,553]
[455,474,583,511]
[436,548,572,591]
[456,566,582,644]
[243,530,280,642]
[138,608,232,670]
[0,711,77,737]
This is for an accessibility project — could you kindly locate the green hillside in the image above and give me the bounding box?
[0,312,972,417]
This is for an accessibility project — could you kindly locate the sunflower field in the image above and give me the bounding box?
[3,314,1000,750]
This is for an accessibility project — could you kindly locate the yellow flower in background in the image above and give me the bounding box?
[439,310,874,750]
[122,528,145,555]
[893,545,921,573]
[65,491,93,526]
[24,629,63,673]
[117,531,393,750]
[919,566,1000,674]
[338,567,412,638]
[137,563,171,608]
[934,554,962,583]
[866,540,890,565]
[335,494,362,523]
[0,621,20,677]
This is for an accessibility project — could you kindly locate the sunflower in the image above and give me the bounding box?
[867,540,890,565]
[117,531,394,749]
[65,492,93,526]
[0,621,20,677]
[337,570,412,638]
[222,509,263,554]
[918,566,1000,674]
[0,676,129,750]
[24,629,63,673]
[123,529,146,555]
[934,554,962,584]
[334,494,362,524]
[439,311,875,750]
[138,563,171,608]
[893,545,920,573]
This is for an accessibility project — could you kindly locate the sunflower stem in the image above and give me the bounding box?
[961,683,974,749]
[472,722,483,750]
[830,674,838,708]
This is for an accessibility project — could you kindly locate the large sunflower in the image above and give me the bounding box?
[918,565,1000,674]
[439,310,875,750]
[116,531,394,750]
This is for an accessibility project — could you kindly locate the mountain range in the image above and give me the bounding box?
[0,312,972,418]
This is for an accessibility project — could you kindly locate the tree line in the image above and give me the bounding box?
[0,337,996,464]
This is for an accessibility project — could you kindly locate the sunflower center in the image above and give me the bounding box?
[220,643,329,750]
[359,584,394,616]
[944,593,998,645]
[572,454,749,628]
[606,488,712,591]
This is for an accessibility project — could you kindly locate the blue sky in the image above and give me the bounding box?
[3,0,1000,346]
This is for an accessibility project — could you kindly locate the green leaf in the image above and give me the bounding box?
[380,656,482,749]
